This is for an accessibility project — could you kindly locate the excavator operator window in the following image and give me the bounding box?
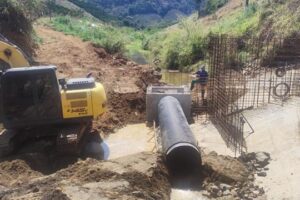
[2,69,62,127]
[3,74,37,121]
[34,73,61,120]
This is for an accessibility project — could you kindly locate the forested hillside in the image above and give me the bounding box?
[2,0,300,71]
[68,0,197,28]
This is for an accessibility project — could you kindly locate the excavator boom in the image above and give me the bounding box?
[0,39,30,68]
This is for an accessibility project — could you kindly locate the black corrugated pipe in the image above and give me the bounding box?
[158,96,201,175]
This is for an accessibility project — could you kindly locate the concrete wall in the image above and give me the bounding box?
[146,86,191,124]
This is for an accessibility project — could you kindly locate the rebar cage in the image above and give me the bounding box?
[206,36,300,154]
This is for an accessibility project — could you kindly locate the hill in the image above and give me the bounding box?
[68,0,197,28]
[3,0,300,70]
[144,0,300,70]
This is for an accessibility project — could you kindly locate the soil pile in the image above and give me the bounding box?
[0,152,170,200]
[34,25,161,134]
[0,159,42,188]
[200,151,269,199]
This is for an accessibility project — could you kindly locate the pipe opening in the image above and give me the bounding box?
[166,144,202,176]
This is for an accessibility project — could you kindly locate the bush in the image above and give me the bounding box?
[98,39,125,54]
[165,49,180,70]
[55,16,71,25]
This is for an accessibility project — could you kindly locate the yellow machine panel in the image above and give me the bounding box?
[61,83,107,119]
[91,83,107,118]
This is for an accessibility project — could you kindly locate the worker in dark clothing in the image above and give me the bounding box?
[190,66,209,100]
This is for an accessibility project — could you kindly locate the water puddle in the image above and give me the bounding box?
[103,124,155,159]
[161,70,193,86]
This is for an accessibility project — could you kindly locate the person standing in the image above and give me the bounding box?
[190,66,209,100]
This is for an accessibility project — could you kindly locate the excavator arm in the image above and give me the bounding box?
[0,40,29,68]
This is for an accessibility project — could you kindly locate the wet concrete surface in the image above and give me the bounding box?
[104,124,155,159]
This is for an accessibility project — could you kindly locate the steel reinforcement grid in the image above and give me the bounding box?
[206,36,300,154]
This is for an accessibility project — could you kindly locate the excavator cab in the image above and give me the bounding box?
[1,66,62,129]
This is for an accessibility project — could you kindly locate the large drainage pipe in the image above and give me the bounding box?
[158,96,201,175]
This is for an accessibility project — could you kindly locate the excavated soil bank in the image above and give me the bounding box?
[0,152,171,200]
[0,141,271,200]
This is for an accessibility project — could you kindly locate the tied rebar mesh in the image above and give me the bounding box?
[205,36,300,154]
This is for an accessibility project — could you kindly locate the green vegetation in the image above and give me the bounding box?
[48,16,157,57]
[9,0,87,21]
[46,0,85,18]
[68,0,196,28]
[6,0,46,20]
[45,1,263,70]
[68,0,118,24]
[210,4,260,35]
[145,0,300,71]
[33,0,300,71]
[146,2,261,71]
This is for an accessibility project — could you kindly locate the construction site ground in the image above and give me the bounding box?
[0,25,299,200]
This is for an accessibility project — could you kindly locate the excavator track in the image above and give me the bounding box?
[0,130,16,157]
[56,123,90,155]
[0,122,103,158]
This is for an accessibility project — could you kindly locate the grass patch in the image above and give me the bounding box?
[47,16,158,57]
[147,2,262,70]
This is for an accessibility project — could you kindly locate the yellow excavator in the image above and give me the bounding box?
[0,36,107,157]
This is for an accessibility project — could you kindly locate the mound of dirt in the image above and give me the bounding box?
[34,26,162,134]
[95,68,162,133]
[0,152,171,200]
[0,159,42,187]
[202,151,250,184]
[200,151,268,199]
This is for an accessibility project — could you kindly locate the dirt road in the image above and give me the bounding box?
[34,25,161,133]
